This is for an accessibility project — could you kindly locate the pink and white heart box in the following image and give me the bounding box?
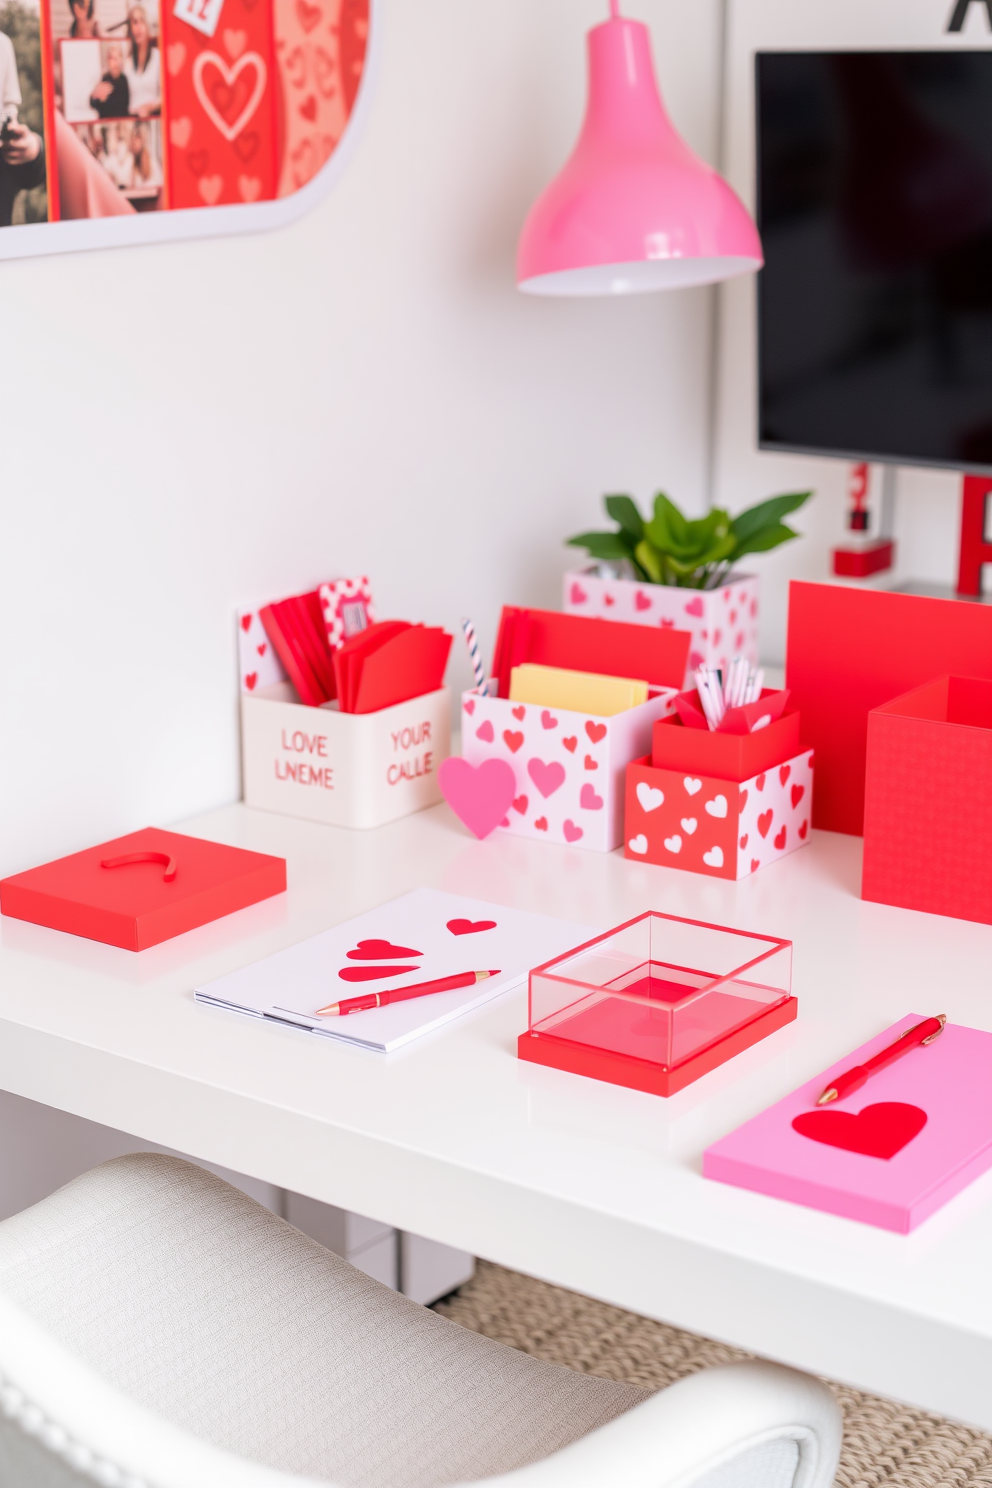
[241,683,451,830]
[624,750,814,879]
[460,686,679,852]
[564,570,759,688]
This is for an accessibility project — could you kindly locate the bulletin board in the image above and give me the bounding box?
[0,0,372,256]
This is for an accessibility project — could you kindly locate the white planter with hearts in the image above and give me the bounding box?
[564,570,759,688]
[459,686,678,852]
[241,683,451,829]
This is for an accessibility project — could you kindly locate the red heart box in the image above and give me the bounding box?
[347,938,422,960]
[792,1101,927,1160]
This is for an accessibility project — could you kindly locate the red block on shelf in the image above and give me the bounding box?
[862,677,992,924]
[0,827,287,951]
[832,539,895,578]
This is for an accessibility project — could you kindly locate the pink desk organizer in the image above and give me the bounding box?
[518,911,795,1096]
[461,686,678,852]
[623,705,813,879]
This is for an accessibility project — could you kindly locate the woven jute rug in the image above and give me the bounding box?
[435,1260,992,1488]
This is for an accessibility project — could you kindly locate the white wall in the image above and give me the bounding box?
[0,0,724,876]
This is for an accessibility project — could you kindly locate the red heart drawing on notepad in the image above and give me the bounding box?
[347,939,422,960]
[438,757,516,840]
[339,964,419,982]
[792,1102,926,1160]
[447,918,497,936]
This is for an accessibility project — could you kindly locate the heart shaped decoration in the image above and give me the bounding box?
[528,758,566,798]
[570,583,588,605]
[685,596,704,618]
[791,784,805,808]
[438,757,516,840]
[541,710,558,729]
[758,809,773,838]
[628,834,648,854]
[702,845,724,868]
[503,730,524,753]
[475,721,494,743]
[664,834,682,854]
[636,782,664,813]
[704,794,728,819]
[347,938,422,960]
[512,705,526,721]
[579,784,603,810]
[585,721,607,744]
[792,1102,926,1160]
[681,817,697,835]
[684,777,702,796]
[634,590,652,611]
[192,49,268,143]
[562,736,578,754]
[563,819,583,843]
[339,964,419,982]
[774,826,787,850]
[447,918,497,936]
[512,794,528,814]
[584,754,598,771]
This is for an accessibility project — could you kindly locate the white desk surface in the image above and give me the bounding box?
[2,803,992,1428]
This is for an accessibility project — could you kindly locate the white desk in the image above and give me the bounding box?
[2,803,992,1428]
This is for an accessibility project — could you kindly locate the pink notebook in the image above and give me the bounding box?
[703,1016,992,1233]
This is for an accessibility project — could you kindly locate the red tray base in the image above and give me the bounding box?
[517,996,798,1097]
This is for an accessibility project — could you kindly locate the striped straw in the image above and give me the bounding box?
[461,617,487,693]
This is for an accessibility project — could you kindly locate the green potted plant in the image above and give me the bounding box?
[564,489,813,678]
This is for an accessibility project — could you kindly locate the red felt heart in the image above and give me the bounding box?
[447,918,497,935]
[503,730,524,753]
[792,1102,926,1160]
[758,809,773,838]
[347,938,422,960]
[339,964,419,982]
[562,736,577,753]
[586,721,607,744]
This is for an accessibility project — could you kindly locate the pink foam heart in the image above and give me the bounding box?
[439,757,517,840]
[527,757,566,798]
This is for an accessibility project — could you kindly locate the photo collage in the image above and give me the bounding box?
[0,0,367,225]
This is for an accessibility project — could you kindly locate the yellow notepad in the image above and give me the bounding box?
[509,663,648,716]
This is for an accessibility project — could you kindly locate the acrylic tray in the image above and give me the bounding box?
[517,911,795,1096]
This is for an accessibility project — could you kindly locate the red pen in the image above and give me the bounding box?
[816,1015,946,1106]
[317,969,501,1017]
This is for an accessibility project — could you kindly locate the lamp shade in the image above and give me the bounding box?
[517,10,763,295]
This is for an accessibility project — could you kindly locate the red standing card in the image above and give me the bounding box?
[491,607,690,701]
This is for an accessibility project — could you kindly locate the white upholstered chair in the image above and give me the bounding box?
[0,1154,841,1488]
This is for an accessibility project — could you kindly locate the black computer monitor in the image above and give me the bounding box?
[756,50,992,473]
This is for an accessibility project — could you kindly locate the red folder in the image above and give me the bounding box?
[334,621,452,713]
[491,607,690,701]
[785,582,992,834]
[0,827,287,951]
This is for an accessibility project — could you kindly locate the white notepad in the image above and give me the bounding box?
[194,888,593,1053]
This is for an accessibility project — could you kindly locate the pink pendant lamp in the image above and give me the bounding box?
[517,2,763,295]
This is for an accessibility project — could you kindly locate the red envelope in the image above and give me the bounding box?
[334,621,452,713]
[491,607,690,701]
[0,827,286,951]
[260,592,337,706]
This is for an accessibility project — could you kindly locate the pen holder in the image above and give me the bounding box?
[623,709,813,878]
[518,911,796,1096]
[862,675,992,924]
[241,683,451,829]
[460,684,679,852]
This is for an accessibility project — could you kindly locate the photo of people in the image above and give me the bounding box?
[0,0,47,225]
[51,0,161,216]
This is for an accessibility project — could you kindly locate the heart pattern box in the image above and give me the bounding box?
[564,571,759,687]
[242,682,450,830]
[624,752,813,878]
[704,1017,992,1233]
[460,689,678,852]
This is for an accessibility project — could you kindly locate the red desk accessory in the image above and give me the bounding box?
[491,606,689,701]
[862,675,992,925]
[816,1016,945,1106]
[622,700,811,880]
[334,622,453,714]
[517,911,795,1097]
[0,828,287,951]
[785,582,992,835]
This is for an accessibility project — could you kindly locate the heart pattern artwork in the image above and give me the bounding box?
[564,572,759,689]
[624,747,814,879]
[460,687,679,851]
[162,0,369,208]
